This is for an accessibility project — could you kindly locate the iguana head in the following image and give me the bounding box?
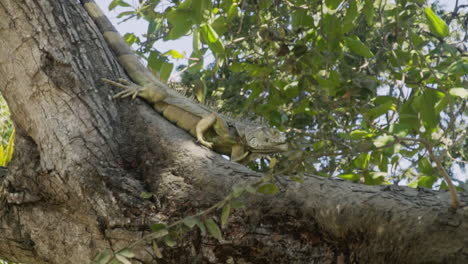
[243,127,288,153]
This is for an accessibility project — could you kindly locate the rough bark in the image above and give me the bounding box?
[0,0,466,263]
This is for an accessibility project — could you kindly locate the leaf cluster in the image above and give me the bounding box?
[110,0,467,189]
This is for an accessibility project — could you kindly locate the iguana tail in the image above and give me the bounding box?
[80,0,161,87]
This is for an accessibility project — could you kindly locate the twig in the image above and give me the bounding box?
[397,137,460,208]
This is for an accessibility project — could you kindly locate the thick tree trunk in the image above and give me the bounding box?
[0,1,466,263]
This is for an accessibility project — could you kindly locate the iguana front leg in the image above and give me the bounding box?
[231,145,250,163]
[102,78,167,102]
[196,114,251,162]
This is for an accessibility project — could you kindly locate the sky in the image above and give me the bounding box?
[97,0,194,75]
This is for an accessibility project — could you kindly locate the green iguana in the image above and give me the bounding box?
[80,0,288,163]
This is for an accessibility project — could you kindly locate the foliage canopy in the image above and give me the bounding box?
[111,0,467,191]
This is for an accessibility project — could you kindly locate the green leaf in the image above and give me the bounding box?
[338,173,359,182]
[418,176,438,188]
[290,175,304,183]
[164,236,177,247]
[205,218,222,241]
[163,49,185,59]
[434,94,448,116]
[188,50,204,73]
[439,180,449,190]
[148,51,166,73]
[201,24,219,43]
[365,171,387,185]
[200,24,225,54]
[192,79,207,103]
[424,7,449,38]
[407,179,418,188]
[342,0,358,33]
[418,157,434,175]
[166,8,193,40]
[291,9,314,30]
[373,152,388,172]
[449,88,468,99]
[350,130,374,139]
[183,217,198,228]
[244,63,272,77]
[410,30,425,48]
[417,175,438,188]
[193,0,212,23]
[221,203,231,228]
[220,0,233,10]
[226,3,239,23]
[115,255,131,264]
[344,36,374,58]
[259,0,272,9]
[257,183,279,195]
[322,14,342,50]
[109,0,131,10]
[212,16,228,36]
[147,17,163,35]
[365,98,396,121]
[152,241,163,259]
[3,130,14,166]
[389,124,409,138]
[0,145,5,166]
[159,62,173,81]
[123,33,138,46]
[150,223,167,232]
[373,135,394,148]
[229,62,243,72]
[93,249,113,264]
[413,90,442,131]
[363,0,374,26]
[116,249,135,258]
[369,171,387,180]
[447,59,468,77]
[193,28,201,52]
[152,229,169,239]
[399,99,419,131]
[117,11,136,19]
[354,153,371,169]
[196,219,206,235]
[140,192,152,199]
[325,0,342,9]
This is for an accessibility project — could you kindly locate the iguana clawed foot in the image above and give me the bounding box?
[102,78,142,99]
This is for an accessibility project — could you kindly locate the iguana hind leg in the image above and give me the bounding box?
[196,113,231,149]
[196,113,217,148]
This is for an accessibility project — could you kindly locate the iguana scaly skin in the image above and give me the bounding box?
[81,0,288,163]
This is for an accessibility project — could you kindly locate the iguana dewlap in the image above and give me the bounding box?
[81,0,288,163]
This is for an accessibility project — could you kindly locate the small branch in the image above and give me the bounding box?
[397,137,460,209]
[427,146,460,208]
